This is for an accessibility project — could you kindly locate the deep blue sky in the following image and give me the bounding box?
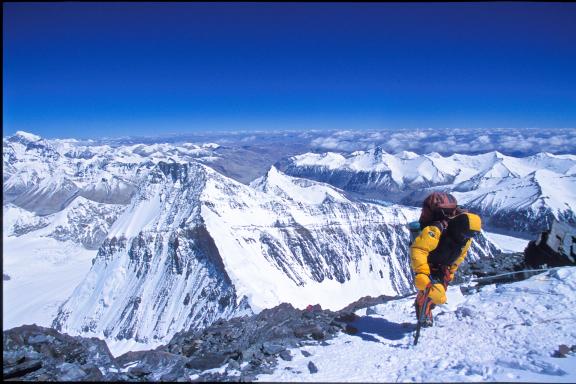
[3,2,576,138]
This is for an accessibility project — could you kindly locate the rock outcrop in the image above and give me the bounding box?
[3,301,367,382]
[524,219,576,268]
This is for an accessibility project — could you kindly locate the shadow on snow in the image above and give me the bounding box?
[349,316,416,343]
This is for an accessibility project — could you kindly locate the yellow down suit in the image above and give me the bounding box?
[410,212,482,304]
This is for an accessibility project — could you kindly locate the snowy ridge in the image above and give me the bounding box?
[257,267,576,382]
[249,166,349,204]
[280,147,576,233]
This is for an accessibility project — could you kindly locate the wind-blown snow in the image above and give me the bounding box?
[256,267,576,382]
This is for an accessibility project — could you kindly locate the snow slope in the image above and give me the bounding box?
[2,201,123,330]
[256,267,576,382]
[3,233,95,330]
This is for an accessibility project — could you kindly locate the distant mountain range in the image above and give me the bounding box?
[278,147,576,234]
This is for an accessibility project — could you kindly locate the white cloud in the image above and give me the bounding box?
[240,135,257,142]
[79,127,575,157]
[385,137,403,151]
[477,135,491,145]
[306,128,576,156]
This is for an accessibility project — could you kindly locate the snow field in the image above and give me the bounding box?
[256,267,576,382]
[3,234,96,330]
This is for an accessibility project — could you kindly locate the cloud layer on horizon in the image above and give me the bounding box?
[6,128,575,158]
[307,128,576,156]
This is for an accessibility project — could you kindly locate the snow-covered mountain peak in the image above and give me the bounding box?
[478,159,519,179]
[2,131,227,217]
[4,132,508,353]
[54,153,494,347]
[291,152,347,170]
[370,145,387,157]
[105,160,213,238]
[251,166,349,205]
[395,150,419,160]
[491,150,505,159]
[11,131,42,143]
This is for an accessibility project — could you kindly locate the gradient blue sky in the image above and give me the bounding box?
[3,2,576,138]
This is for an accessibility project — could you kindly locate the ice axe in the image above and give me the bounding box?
[413,277,441,346]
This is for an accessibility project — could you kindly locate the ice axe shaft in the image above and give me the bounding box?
[413,285,431,346]
[413,277,441,346]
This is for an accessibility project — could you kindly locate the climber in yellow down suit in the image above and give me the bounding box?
[410,192,482,327]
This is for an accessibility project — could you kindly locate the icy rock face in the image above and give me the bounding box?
[210,165,418,303]
[52,162,253,345]
[280,149,576,234]
[47,198,128,249]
